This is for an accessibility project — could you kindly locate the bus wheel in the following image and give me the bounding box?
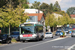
[22,40,25,42]
[35,36,39,41]
[22,40,28,43]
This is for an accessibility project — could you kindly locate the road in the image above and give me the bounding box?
[0,35,75,50]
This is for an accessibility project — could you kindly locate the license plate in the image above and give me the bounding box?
[26,39,30,40]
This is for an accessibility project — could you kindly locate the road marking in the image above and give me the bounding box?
[67,44,75,50]
[19,37,67,50]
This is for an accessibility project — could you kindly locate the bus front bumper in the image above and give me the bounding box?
[20,37,37,41]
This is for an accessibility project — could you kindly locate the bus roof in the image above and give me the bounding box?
[20,22,43,26]
[24,22,38,24]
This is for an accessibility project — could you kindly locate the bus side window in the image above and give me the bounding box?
[35,26,38,33]
[35,26,43,33]
[39,26,43,33]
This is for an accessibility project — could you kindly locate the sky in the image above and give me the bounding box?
[28,0,75,12]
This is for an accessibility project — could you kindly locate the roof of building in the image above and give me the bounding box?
[70,14,75,18]
[27,13,45,21]
[53,13,63,18]
[24,9,43,13]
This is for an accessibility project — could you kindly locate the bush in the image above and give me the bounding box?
[11,38,17,43]
[60,31,66,37]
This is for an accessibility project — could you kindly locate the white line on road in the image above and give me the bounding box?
[67,44,75,50]
[19,38,67,50]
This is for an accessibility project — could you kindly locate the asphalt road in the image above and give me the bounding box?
[0,35,75,50]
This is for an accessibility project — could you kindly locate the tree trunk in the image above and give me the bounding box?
[53,27,54,32]
[9,24,10,35]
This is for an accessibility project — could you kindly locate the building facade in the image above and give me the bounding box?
[24,9,45,26]
[70,14,75,19]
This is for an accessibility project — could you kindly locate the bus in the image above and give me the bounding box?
[19,22,44,42]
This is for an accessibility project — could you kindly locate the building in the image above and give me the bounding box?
[28,3,33,8]
[24,9,45,26]
[53,13,63,19]
[70,14,75,19]
[53,13,63,27]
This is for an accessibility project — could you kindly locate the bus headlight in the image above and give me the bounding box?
[20,35,23,37]
[32,34,37,37]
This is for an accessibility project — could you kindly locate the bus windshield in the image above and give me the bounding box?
[21,26,34,34]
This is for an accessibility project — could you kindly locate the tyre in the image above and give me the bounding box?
[22,40,25,42]
[36,36,39,41]
[40,36,44,41]
[71,36,73,37]
[9,40,11,43]
[7,40,11,44]
[51,36,53,38]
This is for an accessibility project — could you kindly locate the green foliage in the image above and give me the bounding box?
[49,3,54,13]
[54,1,61,12]
[45,12,75,28]
[0,4,29,34]
[54,11,65,15]
[67,7,75,14]
[62,31,65,36]
[11,38,17,43]
[45,13,57,27]
[39,3,49,9]
[32,1,40,9]
[21,0,29,8]
[0,0,29,8]
[31,1,61,16]
[0,5,29,27]
[0,0,8,8]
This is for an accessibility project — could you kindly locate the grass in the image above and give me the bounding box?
[11,38,17,43]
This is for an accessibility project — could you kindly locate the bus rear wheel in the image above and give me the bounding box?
[22,40,25,42]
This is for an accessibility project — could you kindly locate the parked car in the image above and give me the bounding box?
[10,31,20,41]
[55,31,61,36]
[63,27,69,34]
[63,29,69,34]
[69,28,73,31]
[0,34,11,43]
[71,30,75,37]
[45,32,53,38]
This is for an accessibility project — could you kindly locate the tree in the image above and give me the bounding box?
[45,13,57,27]
[0,0,7,8]
[32,1,40,9]
[54,1,61,12]
[67,7,75,15]
[20,0,29,8]
[45,13,57,31]
[57,13,72,26]
[39,3,49,16]
[0,0,29,8]
[0,5,29,35]
[40,3,49,9]
[49,3,53,13]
